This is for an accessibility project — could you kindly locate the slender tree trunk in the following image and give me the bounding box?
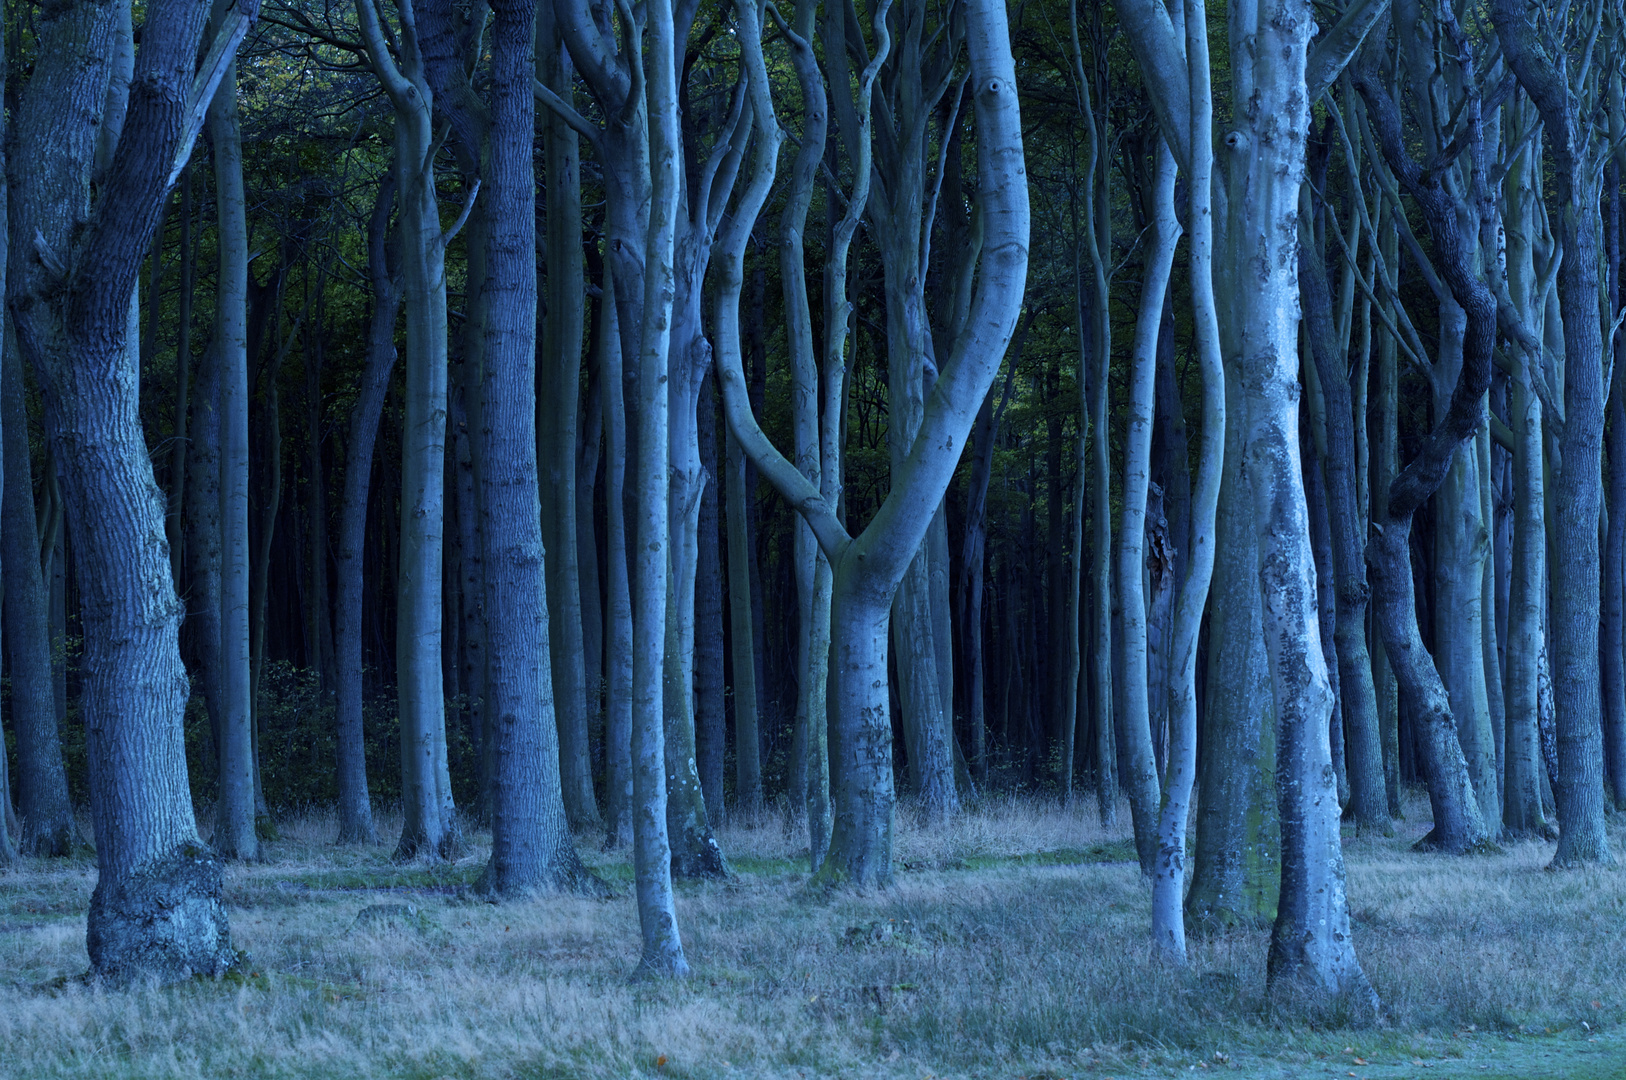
[695,378,727,825]
[601,261,635,849]
[536,3,599,832]
[3,328,80,856]
[1300,231,1390,831]
[1151,2,1222,959]
[208,36,258,860]
[355,1,458,862]
[332,177,400,846]
[1116,141,1179,874]
[630,0,690,974]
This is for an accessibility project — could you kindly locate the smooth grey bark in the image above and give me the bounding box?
[1370,201,1403,817]
[332,176,399,847]
[207,23,257,861]
[719,0,1025,887]
[695,378,727,825]
[355,0,460,862]
[1116,140,1179,873]
[1492,0,1615,867]
[3,331,80,856]
[1228,1,1369,1006]
[10,0,246,983]
[1354,64,1495,854]
[628,0,690,975]
[1185,363,1278,933]
[1150,0,1222,961]
[1300,225,1390,832]
[534,0,599,833]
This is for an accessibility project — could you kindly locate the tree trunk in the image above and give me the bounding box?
[10,0,242,983]
[355,0,458,862]
[208,37,258,861]
[3,330,80,856]
[536,4,599,832]
[695,377,727,825]
[1300,234,1390,831]
[600,261,635,849]
[1115,140,1179,874]
[332,176,399,846]
[473,0,600,896]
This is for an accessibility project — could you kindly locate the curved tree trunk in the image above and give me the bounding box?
[1115,140,1179,875]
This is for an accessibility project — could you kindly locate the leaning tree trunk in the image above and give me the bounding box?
[10,0,246,983]
[1354,66,1496,856]
[1300,229,1389,832]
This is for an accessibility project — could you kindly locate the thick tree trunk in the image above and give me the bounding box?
[1186,368,1278,932]
[1236,7,1370,1005]
[11,0,242,983]
[471,0,599,895]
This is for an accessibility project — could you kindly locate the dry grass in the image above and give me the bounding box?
[2,794,1624,1079]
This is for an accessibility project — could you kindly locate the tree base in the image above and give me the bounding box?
[21,818,89,859]
[670,829,730,881]
[87,845,238,985]
[1410,827,1503,855]
[475,853,619,900]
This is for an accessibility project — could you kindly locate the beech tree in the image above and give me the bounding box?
[8,0,252,982]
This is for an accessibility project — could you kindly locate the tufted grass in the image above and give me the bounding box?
[0,793,1623,1078]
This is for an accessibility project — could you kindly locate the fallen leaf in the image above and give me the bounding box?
[655,1054,668,1070]
[1354,1059,1368,1066]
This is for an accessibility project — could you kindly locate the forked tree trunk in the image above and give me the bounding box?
[355,0,458,862]
[11,0,245,983]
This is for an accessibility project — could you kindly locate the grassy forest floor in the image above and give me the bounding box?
[2,794,1625,1079]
